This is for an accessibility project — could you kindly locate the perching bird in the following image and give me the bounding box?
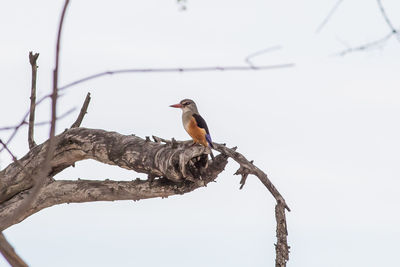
[170,99,214,157]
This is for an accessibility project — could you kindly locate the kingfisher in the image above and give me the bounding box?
[170,99,214,155]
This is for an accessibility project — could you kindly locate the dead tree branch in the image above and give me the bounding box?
[28,52,39,149]
[1,0,71,235]
[0,1,292,265]
[0,140,30,178]
[0,127,290,265]
[0,232,28,267]
[275,202,289,267]
[212,143,290,266]
[0,127,227,230]
[71,92,91,128]
[152,138,291,265]
[0,94,52,153]
[212,143,290,211]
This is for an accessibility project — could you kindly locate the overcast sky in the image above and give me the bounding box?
[1,0,400,266]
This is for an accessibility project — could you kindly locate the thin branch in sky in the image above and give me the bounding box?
[0,0,71,234]
[0,138,32,178]
[1,61,293,149]
[0,140,25,170]
[315,0,344,34]
[244,46,282,67]
[335,0,400,56]
[0,93,53,153]
[58,63,294,91]
[377,0,397,33]
[0,107,75,133]
[320,0,399,55]
[337,31,393,56]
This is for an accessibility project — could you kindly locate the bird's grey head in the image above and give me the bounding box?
[170,98,199,114]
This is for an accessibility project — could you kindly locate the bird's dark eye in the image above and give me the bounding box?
[183,102,190,106]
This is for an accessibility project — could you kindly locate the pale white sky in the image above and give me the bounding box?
[1,0,400,266]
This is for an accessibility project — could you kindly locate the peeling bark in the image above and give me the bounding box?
[1,128,215,203]
[0,127,290,266]
[0,128,227,230]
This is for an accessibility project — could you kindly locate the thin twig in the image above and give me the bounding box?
[0,107,76,132]
[0,140,29,177]
[315,0,344,33]
[333,0,399,56]
[26,0,70,206]
[0,232,28,267]
[59,63,294,91]
[0,122,28,131]
[337,32,393,56]
[213,143,290,211]
[245,46,282,67]
[28,52,39,149]
[0,0,71,235]
[71,92,91,128]
[0,93,51,152]
[377,0,397,33]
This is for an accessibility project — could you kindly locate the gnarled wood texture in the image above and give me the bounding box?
[0,128,228,231]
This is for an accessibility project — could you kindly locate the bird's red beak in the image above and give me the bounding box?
[169,103,182,108]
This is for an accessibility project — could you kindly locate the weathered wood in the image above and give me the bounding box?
[0,128,228,230]
[275,202,289,267]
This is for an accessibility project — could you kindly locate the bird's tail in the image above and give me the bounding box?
[205,134,214,149]
[205,134,214,160]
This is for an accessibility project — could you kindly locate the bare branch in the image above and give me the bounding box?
[0,232,28,267]
[59,63,294,91]
[377,0,397,33]
[0,122,28,132]
[2,0,71,233]
[0,140,27,176]
[315,0,344,33]
[212,143,290,211]
[211,143,290,266]
[71,92,91,128]
[0,108,76,132]
[0,128,228,230]
[1,128,289,265]
[28,52,39,149]
[0,93,51,153]
[245,46,282,67]
[235,163,251,189]
[330,0,399,56]
[275,202,290,267]
[0,160,227,231]
[152,138,291,265]
[337,32,393,56]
